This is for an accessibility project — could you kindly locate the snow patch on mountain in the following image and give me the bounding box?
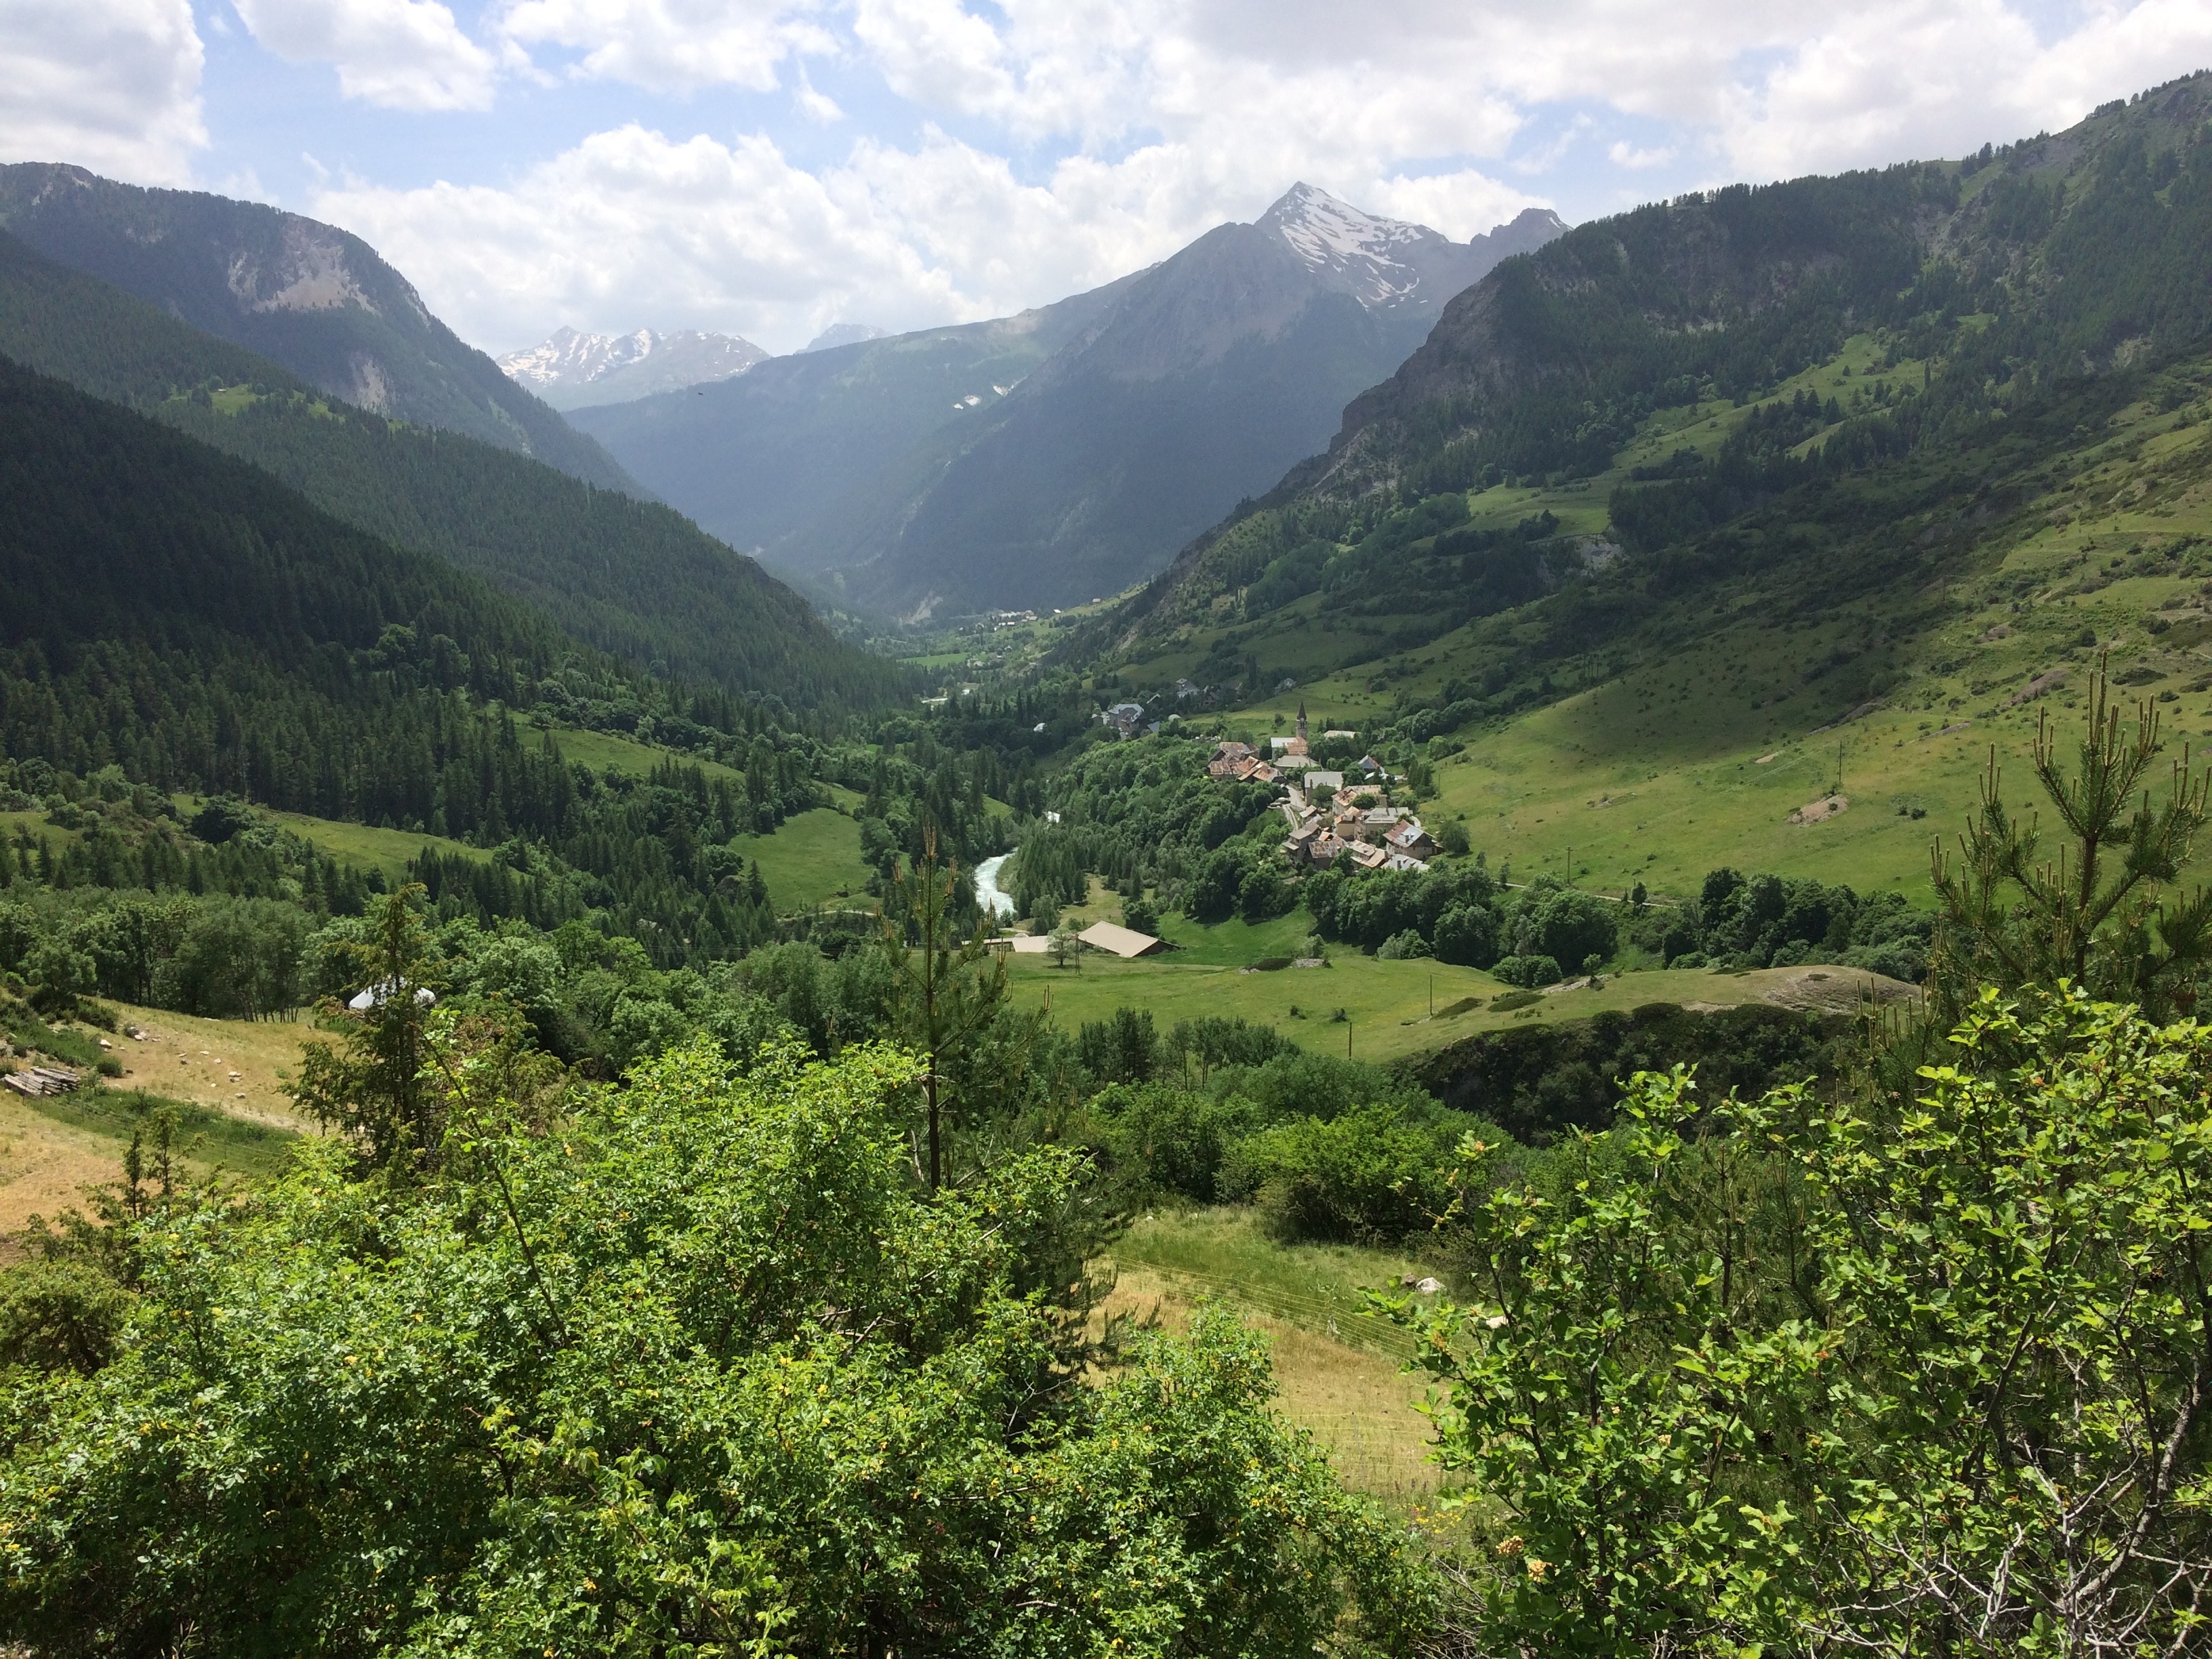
[498,326,766,409]
[1266,182,1426,263]
[1259,183,1449,307]
[1258,184,1568,313]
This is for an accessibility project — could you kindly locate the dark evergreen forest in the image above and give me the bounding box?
[0,231,903,712]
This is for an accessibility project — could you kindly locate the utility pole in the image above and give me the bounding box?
[1347,1021,1353,1059]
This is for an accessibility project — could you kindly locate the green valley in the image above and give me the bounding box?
[10,70,2212,1659]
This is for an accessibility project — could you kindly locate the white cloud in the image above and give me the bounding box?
[793,65,843,121]
[233,0,497,112]
[312,0,2212,357]
[0,0,204,183]
[313,112,1551,357]
[315,125,950,354]
[496,0,836,94]
[1696,0,2212,179]
[1370,170,1550,241]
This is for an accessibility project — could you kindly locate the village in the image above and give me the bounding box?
[1209,702,1437,873]
[985,700,1438,968]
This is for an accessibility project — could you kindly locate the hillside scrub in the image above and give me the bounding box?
[1082,1031,1496,1244]
[1410,1000,1853,1145]
[0,1040,1433,1654]
[1408,987,2212,1655]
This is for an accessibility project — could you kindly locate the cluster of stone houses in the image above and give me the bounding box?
[1205,739,1279,785]
[1205,704,1439,874]
[1280,794,1437,872]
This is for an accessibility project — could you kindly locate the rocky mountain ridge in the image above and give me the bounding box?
[0,162,633,492]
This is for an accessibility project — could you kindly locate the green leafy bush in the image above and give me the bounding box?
[0,1259,129,1375]
[1507,886,1617,970]
[1090,1082,1261,1202]
[1431,902,1499,967]
[1405,988,2212,1654]
[0,1040,1431,1652]
[1227,1105,1460,1244]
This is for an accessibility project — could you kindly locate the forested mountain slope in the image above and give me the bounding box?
[577,192,1565,617]
[0,232,901,711]
[1101,75,2212,670]
[0,354,587,802]
[0,163,628,491]
[1059,75,2212,901]
[0,354,834,962]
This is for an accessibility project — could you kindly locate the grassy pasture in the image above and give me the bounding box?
[100,1002,324,1130]
[1002,946,1824,1063]
[1,1003,321,1242]
[548,726,744,784]
[729,807,876,913]
[0,809,69,851]
[1417,393,2212,903]
[270,811,488,882]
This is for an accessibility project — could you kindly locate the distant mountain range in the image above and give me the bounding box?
[572,188,1568,617]
[497,327,769,411]
[0,162,632,492]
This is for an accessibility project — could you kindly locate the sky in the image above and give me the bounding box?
[5,1,2211,356]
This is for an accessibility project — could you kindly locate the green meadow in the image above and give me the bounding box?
[1101,1208,1448,1502]
[1001,939,1824,1065]
[546,725,745,783]
[270,812,489,883]
[729,806,876,912]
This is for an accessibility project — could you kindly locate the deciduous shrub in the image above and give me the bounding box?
[1226,1105,1461,1243]
[1492,953,1563,988]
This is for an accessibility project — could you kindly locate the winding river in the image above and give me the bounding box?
[974,851,1017,921]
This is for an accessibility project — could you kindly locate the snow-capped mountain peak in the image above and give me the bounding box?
[1257,182,1463,309]
[1264,182,1427,266]
[497,326,767,411]
[1257,183,1568,312]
